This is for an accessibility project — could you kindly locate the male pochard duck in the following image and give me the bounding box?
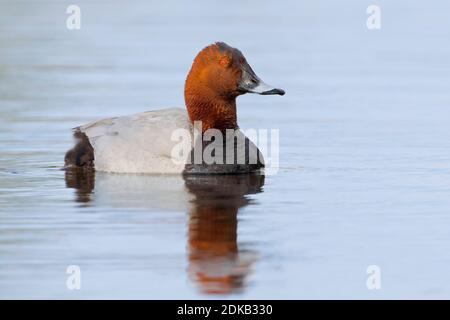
[65,42,285,174]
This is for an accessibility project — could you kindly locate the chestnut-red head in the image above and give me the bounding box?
[184,42,285,132]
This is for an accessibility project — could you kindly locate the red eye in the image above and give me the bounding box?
[219,56,230,67]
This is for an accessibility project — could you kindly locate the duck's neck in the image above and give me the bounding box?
[185,94,238,133]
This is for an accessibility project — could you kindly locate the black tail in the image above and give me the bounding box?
[64,130,95,168]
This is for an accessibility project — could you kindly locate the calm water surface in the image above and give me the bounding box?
[1,0,450,298]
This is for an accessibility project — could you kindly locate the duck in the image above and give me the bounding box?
[64,42,285,174]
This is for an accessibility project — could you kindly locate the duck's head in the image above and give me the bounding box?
[185,42,285,132]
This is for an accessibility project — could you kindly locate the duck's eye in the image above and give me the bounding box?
[219,56,231,67]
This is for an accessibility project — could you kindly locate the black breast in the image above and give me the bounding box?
[183,134,264,175]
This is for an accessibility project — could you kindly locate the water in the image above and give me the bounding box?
[1,0,450,299]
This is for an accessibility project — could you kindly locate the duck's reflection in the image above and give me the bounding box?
[65,168,95,203]
[65,168,264,295]
[184,174,264,295]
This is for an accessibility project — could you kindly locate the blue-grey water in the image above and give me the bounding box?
[1,0,450,299]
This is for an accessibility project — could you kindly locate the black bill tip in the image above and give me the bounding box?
[261,88,285,96]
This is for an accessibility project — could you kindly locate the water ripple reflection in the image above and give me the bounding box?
[64,168,263,295]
